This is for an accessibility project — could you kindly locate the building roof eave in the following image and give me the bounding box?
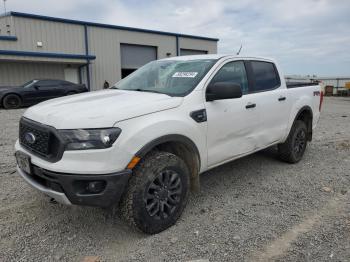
[7,11,219,42]
[0,50,96,61]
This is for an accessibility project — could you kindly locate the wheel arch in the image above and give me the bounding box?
[135,134,201,192]
[293,106,313,141]
[1,92,22,107]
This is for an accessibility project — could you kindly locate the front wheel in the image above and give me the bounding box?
[119,151,190,234]
[278,120,308,163]
[3,94,22,109]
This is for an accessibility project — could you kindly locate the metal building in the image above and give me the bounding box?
[0,12,218,90]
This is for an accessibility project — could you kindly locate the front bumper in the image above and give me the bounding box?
[17,165,131,207]
[15,139,134,175]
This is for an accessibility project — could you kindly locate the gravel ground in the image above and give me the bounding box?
[0,97,349,262]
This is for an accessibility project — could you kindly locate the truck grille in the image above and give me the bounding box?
[19,118,64,162]
[20,121,50,156]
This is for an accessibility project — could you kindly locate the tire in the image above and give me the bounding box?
[278,120,308,163]
[66,91,77,96]
[119,151,190,234]
[2,94,22,109]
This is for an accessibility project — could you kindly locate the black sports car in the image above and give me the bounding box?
[0,79,88,109]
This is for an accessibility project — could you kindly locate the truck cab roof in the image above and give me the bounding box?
[160,54,275,62]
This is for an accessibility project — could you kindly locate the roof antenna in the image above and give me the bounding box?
[236,44,242,55]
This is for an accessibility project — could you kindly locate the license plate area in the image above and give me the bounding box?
[15,151,32,174]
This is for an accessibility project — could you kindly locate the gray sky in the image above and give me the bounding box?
[3,0,350,76]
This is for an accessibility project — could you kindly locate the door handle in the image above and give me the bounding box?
[245,103,256,109]
[278,96,286,101]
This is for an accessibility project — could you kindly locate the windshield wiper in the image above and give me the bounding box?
[134,89,165,95]
[110,87,170,96]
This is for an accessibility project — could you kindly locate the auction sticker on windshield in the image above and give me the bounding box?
[172,72,198,78]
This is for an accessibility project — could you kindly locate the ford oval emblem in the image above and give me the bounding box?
[24,132,36,144]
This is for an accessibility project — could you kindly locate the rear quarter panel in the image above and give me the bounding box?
[283,85,321,141]
[75,84,88,93]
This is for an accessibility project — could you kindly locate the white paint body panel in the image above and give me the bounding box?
[23,89,183,129]
[205,93,261,166]
[16,55,321,175]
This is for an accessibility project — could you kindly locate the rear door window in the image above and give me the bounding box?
[250,61,280,92]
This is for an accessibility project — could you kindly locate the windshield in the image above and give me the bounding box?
[21,80,38,88]
[112,59,217,96]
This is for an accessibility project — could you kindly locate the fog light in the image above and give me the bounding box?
[86,181,106,193]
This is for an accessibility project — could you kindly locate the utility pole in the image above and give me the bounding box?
[2,0,10,35]
[3,0,7,14]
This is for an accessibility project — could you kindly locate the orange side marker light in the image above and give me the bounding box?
[127,156,141,169]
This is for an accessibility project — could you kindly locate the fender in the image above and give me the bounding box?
[291,105,313,141]
[295,105,313,120]
[135,134,202,191]
[0,91,22,104]
[135,134,200,165]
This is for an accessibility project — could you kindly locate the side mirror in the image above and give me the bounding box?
[33,85,39,90]
[206,82,242,101]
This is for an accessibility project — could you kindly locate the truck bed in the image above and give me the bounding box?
[286,82,319,88]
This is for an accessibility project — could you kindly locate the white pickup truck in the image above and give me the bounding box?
[15,55,323,233]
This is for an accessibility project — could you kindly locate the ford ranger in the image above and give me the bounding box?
[15,55,323,234]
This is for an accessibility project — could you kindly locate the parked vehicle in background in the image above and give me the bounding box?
[0,79,87,109]
[15,55,323,234]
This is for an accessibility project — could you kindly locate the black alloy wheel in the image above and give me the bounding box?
[278,120,308,163]
[3,94,21,109]
[144,169,183,220]
[294,129,306,157]
[119,151,190,234]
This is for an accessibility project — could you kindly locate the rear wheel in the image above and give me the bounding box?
[278,120,308,163]
[119,151,190,234]
[3,94,22,109]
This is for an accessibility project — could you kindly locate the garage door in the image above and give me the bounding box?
[64,68,79,84]
[120,44,157,78]
[180,49,208,56]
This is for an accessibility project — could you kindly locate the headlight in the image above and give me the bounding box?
[59,128,121,150]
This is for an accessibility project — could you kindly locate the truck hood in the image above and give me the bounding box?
[24,90,183,129]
